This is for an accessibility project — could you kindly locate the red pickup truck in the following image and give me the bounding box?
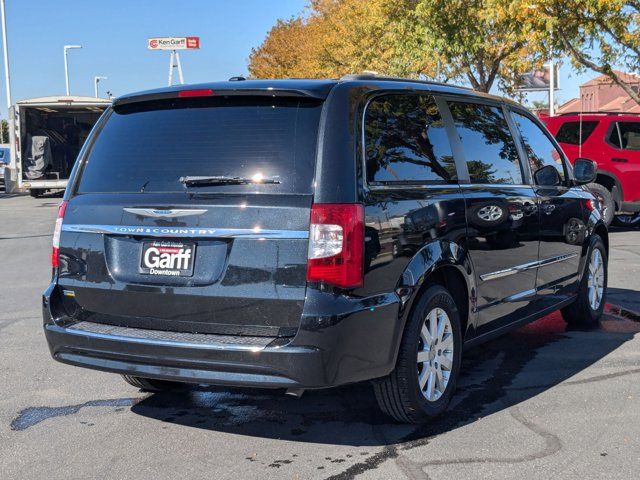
[543,113,640,227]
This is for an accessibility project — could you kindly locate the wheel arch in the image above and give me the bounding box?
[577,218,609,283]
[593,222,609,255]
[396,240,475,344]
[594,169,623,209]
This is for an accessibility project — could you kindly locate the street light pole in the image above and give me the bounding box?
[548,29,555,117]
[63,45,82,96]
[94,76,107,98]
[1,0,11,110]
[526,3,556,116]
[549,58,555,116]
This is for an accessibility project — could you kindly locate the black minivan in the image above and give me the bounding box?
[44,76,608,423]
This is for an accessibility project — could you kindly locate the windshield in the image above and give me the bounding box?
[76,96,322,194]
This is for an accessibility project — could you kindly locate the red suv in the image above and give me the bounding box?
[543,113,640,226]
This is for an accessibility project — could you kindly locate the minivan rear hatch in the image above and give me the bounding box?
[57,91,324,337]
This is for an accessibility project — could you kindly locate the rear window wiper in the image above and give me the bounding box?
[179,175,281,187]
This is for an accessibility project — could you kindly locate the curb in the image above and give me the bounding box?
[605,303,640,322]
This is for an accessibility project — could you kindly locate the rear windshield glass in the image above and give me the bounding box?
[77,97,322,194]
[555,121,598,145]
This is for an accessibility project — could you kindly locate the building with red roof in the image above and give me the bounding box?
[556,71,640,114]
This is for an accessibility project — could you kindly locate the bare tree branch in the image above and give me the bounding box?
[625,1,640,11]
[558,29,640,105]
[594,19,640,58]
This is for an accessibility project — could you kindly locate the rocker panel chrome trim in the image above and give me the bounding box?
[480,253,578,282]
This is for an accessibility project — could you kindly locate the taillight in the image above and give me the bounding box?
[306,203,364,288]
[51,200,68,268]
[178,89,214,98]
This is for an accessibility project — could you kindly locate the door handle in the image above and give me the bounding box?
[611,157,628,163]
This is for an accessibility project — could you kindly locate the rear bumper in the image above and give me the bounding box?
[43,284,403,389]
[44,322,321,389]
[24,179,68,189]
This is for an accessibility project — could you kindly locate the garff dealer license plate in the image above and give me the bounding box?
[140,241,195,277]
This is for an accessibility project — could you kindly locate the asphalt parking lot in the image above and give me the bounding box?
[1,194,639,480]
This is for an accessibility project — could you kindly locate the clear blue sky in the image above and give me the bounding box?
[0,0,308,114]
[0,0,593,117]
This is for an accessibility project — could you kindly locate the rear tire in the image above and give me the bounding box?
[587,183,614,226]
[29,189,44,198]
[373,285,462,424]
[561,235,607,327]
[121,375,182,392]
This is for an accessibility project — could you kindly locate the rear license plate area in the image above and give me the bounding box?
[139,241,196,277]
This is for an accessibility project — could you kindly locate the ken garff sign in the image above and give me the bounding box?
[147,37,200,50]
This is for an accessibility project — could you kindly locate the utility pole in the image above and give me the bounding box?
[548,61,555,116]
[526,3,556,116]
[94,76,107,98]
[548,34,555,116]
[63,45,82,95]
[1,0,11,110]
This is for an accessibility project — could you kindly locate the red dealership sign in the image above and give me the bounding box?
[148,37,200,50]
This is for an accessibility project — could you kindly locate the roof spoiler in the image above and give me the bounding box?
[113,87,327,107]
[339,73,476,92]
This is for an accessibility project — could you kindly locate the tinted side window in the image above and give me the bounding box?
[555,121,598,145]
[512,112,566,183]
[448,102,522,184]
[608,123,622,148]
[364,94,456,184]
[610,121,640,150]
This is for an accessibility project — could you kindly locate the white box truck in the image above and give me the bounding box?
[3,96,111,196]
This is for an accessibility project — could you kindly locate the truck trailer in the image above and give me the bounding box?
[3,96,111,196]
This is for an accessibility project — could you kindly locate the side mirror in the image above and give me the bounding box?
[573,158,596,185]
[534,164,561,186]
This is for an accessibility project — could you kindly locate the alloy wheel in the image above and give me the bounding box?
[477,205,503,222]
[587,248,605,310]
[417,307,454,401]
[615,214,640,228]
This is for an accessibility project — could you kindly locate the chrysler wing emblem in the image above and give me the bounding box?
[123,208,208,219]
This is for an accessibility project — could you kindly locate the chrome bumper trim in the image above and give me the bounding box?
[62,224,309,239]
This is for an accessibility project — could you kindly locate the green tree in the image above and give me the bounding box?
[248,0,438,79]
[412,0,547,93]
[248,0,546,93]
[520,0,640,105]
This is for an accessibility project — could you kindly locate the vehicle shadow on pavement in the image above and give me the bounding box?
[0,193,28,199]
[130,312,639,447]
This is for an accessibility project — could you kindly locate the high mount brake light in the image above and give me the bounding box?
[51,200,68,268]
[178,89,214,98]
[306,203,364,288]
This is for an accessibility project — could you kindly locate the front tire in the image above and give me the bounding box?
[587,183,614,226]
[561,235,607,327]
[121,375,183,392]
[373,285,462,424]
